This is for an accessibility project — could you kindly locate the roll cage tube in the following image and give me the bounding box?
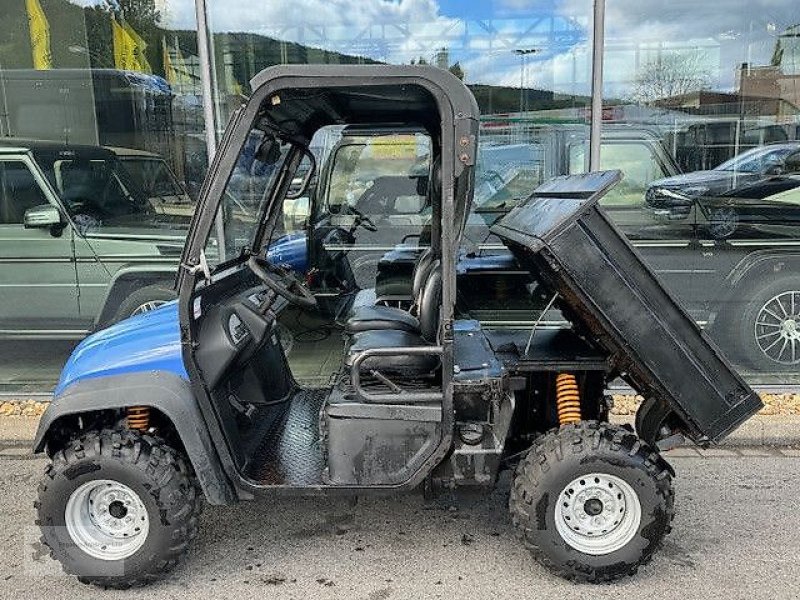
[178,65,479,493]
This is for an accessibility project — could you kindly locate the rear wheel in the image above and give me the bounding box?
[509,421,674,582]
[36,429,200,588]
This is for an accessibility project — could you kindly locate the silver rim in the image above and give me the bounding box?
[754,291,800,365]
[554,472,642,555]
[708,207,738,239]
[65,479,150,561]
[131,300,168,316]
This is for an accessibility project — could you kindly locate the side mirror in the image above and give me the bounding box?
[283,196,310,230]
[255,135,281,165]
[285,149,316,200]
[24,204,62,230]
[764,161,784,176]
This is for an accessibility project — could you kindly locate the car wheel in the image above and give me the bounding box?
[113,284,176,323]
[35,429,200,588]
[736,275,800,370]
[706,206,738,240]
[509,421,674,582]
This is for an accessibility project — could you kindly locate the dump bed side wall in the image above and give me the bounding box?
[493,172,762,444]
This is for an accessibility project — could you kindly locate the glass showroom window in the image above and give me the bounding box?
[203,0,594,340]
[0,0,204,390]
[601,1,800,382]
[2,0,798,391]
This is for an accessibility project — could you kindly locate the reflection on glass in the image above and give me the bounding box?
[602,0,800,379]
[205,129,293,265]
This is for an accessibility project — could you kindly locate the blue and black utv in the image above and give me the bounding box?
[33,65,762,588]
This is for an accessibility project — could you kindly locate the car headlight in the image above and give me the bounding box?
[682,185,710,197]
[647,187,693,206]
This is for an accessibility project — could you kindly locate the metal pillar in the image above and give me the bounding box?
[589,0,606,171]
[194,0,226,261]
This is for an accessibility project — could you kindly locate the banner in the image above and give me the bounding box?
[112,17,151,74]
[25,0,52,70]
[162,37,193,88]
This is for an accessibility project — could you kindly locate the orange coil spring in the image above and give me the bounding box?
[555,373,582,425]
[127,406,150,431]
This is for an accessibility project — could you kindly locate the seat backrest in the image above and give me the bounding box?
[417,262,442,342]
[411,248,435,301]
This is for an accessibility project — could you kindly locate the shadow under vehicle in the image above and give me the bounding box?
[0,140,190,338]
[33,65,761,588]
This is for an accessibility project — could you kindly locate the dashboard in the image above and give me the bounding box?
[194,281,286,389]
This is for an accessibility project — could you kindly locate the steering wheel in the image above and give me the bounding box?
[343,204,378,232]
[247,256,317,309]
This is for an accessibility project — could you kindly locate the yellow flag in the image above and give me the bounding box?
[162,37,189,86]
[112,17,151,74]
[123,20,151,73]
[26,0,52,70]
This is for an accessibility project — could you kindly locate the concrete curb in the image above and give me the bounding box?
[612,415,800,447]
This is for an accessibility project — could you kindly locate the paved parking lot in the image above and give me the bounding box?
[1,438,798,600]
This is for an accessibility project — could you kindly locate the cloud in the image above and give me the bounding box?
[153,0,463,64]
[561,0,798,94]
[75,0,799,96]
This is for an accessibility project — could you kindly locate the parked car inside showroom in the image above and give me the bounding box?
[0,139,190,338]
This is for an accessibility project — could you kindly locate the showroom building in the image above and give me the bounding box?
[0,0,798,393]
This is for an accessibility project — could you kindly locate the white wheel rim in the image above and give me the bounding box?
[65,479,150,561]
[131,300,168,316]
[754,291,800,365]
[554,472,642,556]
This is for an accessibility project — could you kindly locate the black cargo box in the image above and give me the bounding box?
[491,171,762,444]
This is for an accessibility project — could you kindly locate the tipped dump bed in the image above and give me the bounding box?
[491,171,762,444]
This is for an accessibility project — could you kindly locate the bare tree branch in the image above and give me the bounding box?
[630,51,710,104]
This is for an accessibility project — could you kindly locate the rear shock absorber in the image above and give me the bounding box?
[555,373,582,425]
[126,406,151,431]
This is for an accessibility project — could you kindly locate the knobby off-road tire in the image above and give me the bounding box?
[35,429,201,589]
[509,421,674,582]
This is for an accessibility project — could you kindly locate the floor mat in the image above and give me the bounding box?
[277,308,345,387]
[245,388,328,486]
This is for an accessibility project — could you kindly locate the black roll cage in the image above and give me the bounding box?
[176,65,479,495]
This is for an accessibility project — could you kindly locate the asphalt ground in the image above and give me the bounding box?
[0,436,798,600]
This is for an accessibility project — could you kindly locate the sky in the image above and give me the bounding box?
[73,0,799,97]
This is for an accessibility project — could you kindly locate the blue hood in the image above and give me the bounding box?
[55,301,187,396]
[266,231,308,273]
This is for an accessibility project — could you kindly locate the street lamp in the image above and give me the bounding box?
[68,45,111,68]
[513,48,539,113]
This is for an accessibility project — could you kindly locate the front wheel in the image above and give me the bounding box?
[509,422,674,582]
[36,429,200,588]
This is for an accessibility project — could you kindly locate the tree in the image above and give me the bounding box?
[630,51,710,104]
[448,61,464,80]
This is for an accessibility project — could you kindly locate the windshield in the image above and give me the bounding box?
[120,157,186,199]
[36,152,175,231]
[715,146,797,173]
[205,128,293,266]
[323,133,430,215]
[473,143,543,211]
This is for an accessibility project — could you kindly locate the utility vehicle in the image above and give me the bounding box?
[33,65,762,587]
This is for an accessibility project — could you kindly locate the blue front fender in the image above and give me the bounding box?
[55,301,187,397]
